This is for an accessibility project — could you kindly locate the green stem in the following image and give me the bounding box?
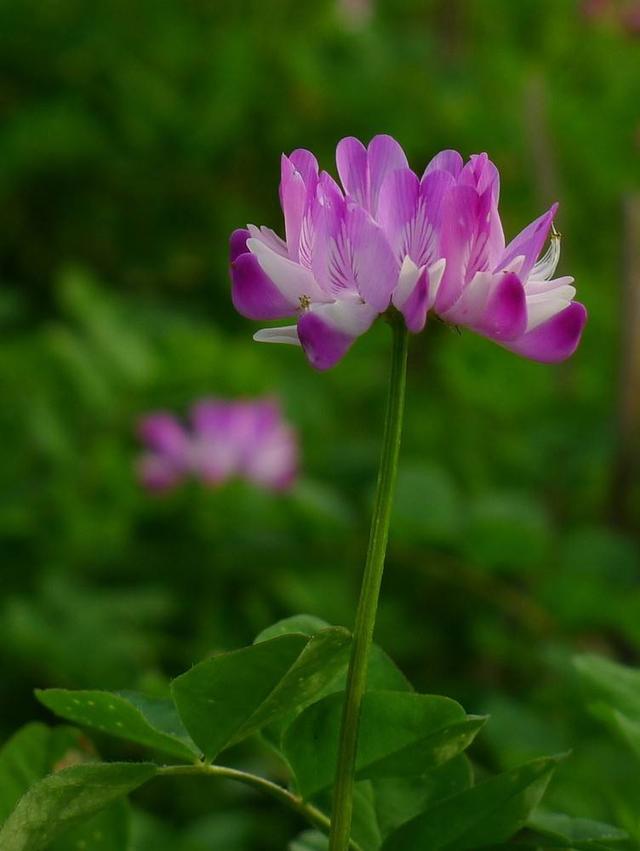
[328,316,409,851]
[157,764,363,851]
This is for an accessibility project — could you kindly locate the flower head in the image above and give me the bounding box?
[230,136,586,368]
[136,398,298,493]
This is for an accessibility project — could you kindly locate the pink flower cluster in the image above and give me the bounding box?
[230,136,586,370]
[136,398,298,493]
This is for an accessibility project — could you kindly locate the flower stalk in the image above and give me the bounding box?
[158,764,363,851]
[329,315,409,851]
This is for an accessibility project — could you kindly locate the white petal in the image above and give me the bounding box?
[529,232,561,281]
[247,224,288,257]
[525,295,572,331]
[253,325,301,346]
[525,276,575,299]
[309,296,378,336]
[392,256,423,310]
[499,254,526,276]
[247,238,329,304]
[426,258,446,309]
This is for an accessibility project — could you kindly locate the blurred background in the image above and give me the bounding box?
[1,0,639,847]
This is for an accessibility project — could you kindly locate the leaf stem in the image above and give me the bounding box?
[157,764,363,851]
[328,316,409,851]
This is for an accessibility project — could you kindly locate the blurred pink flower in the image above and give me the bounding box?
[337,0,373,29]
[581,0,640,34]
[136,398,298,493]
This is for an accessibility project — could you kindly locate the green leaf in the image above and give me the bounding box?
[49,802,131,851]
[289,831,328,851]
[528,811,629,848]
[256,616,413,694]
[172,629,351,760]
[381,756,561,851]
[574,654,640,763]
[260,622,412,752]
[0,723,134,850]
[284,690,483,799]
[0,723,94,824]
[596,706,640,762]
[352,645,414,694]
[0,762,156,851]
[0,725,55,824]
[35,690,199,761]
[373,755,473,838]
[255,615,332,642]
[351,780,382,850]
[574,654,640,718]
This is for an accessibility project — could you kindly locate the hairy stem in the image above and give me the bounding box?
[158,763,363,850]
[328,317,409,851]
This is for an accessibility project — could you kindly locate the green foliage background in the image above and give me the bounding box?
[1,0,639,847]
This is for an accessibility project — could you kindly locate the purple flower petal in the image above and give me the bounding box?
[247,224,289,257]
[191,400,248,485]
[367,134,409,216]
[309,186,397,309]
[423,149,464,179]
[436,184,493,313]
[336,136,368,208]
[392,258,432,334]
[337,134,409,217]
[503,301,587,363]
[443,271,527,341]
[191,399,231,436]
[247,237,329,305]
[280,152,318,262]
[344,205,398,311]
[307,171,349,291]
[241,401,299,490]
[231,252,296,320]
[459,153,501,201]
[297,298,378,370]
[230,228,250,263]
[137,413,190,463]
[497,204,558,280]
[377,168,420,261]
[288,149,319,186]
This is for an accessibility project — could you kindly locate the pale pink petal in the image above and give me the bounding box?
[137,413,190,464]
[288,149,319,187]
[423,149,464,178]
[242,403,298,491]
[367,134,409,216]
[191,400,248,484]
[344,205,399,311]
[247,237,329,305]
[459,153,501,201]
[280,154,317,262]
[435,185,492,313]
[246,224,289,257]
[443,271,527,342]
[392,257,429,333]
[336,136,368,208]
[377,168,420,261]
